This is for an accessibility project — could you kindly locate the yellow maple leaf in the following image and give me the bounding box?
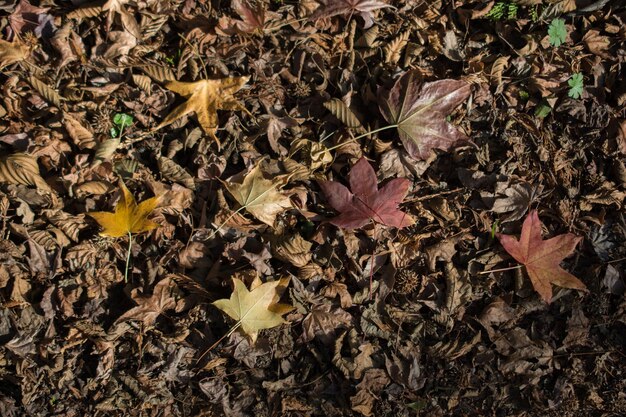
[87,182,160,238]
[155,76,249,147]
[223,164,293,227]
[213,276,293,343]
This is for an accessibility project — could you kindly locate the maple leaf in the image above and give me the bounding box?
[223,164,293,227]
[379,70,471,160]
[115,277,178,327]
[497,210,587,303]
[309,0,393,29]
[155,77,249,147]
[318,157,414,230]
[217,0,271,35]
[0,38,30,70]
[213,277,293,343]
[87,182,160,238]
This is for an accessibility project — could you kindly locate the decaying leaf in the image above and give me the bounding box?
[223,164,293,227]
[115,277,178,327]
[497,210,587,303]
[213,276,293,343]
[155,76,249,147]
[87,182,160,238]
[379,70,471,160]
[318,157,414,229]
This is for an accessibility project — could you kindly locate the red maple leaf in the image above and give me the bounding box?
[497,210,587,303]
[379,70,471,160]
[309,0,393,29]
[318,158,414,229]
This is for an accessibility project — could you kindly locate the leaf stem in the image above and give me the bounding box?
[124,231,133,282]
[196,321,243,364]
[324,124,398,153]
[207,204,247,240]
[478,264,523,275]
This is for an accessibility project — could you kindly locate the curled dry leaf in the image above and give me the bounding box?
[0,153,52,193]
[318,157,414,229]
[155,76,249,147]
[87,182,161,238]
[497,210,587,303]
[379,70,471,160]
[213,276,293,343]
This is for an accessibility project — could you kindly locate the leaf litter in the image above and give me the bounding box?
[1,1,626,416]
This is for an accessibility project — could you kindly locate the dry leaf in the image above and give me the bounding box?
[87,182,160,238]
[0,38,30,70]
[213,277,293,343]
[379,70,471,160]
[497,210,587,303]
[223,164,293,227]
[0,153,52,193]
[155,76,249,147]
[318,157,414,229]
[309,0,393,29]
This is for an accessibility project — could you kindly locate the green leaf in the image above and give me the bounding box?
[110,126,119,138]
[113,113,134,128]
[548,18,567,47]
[534,102,552,118]
[567,73,584,99]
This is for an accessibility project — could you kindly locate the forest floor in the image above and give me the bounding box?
[1,0,626,416]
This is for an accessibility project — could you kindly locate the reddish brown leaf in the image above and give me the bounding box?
[497,210,587,303]
[379,70,471,160]
[309,0,393,29]
[318,157,414,230]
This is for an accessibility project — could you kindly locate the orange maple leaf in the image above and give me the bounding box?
[497,210,587,303]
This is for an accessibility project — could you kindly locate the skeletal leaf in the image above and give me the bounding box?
[223,164,292,227]
[213,276,293,343]
[497,210,587,303]
[155,76,249,147]
[379,70,471,160]
[87,182,160,238]
[0,153,52,192]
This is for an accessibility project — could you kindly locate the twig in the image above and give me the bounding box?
[124,231,133,282]
[478,264,523,275]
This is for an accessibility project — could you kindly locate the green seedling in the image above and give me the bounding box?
[568,73,583,99]
[548,18,567,47]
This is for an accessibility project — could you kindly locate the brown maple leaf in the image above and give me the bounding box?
[217,0,276,35]
[115,277,178,327]
[379,70,471,160]
[155,77,249,147]
[318,157,414,230]
[309,0,393,29]
[497,210,587,303]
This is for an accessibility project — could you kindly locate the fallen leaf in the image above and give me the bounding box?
[217,0,272,35]
[87,182,160,238]
[497,210,587,303]
[318,157,414,229]
[0,38,30,70]
[310,0,393,29]
[379,70,471,160]
[223,164,293,227]
[155,76,249,147]
[115,277,178,327]
[213,277,293,343]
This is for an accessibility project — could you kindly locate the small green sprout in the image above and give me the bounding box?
[548,18,567,47]
[567,73,584,99]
